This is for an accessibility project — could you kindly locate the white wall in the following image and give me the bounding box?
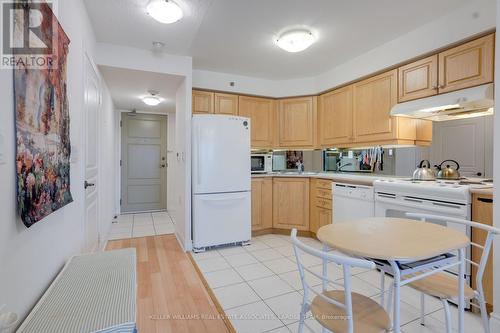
[173,78,193,251]
[167,112,177,212]
[193,69,316,97]
[490,1,500,330]
[0,0,115,321]
[99,83,118,241]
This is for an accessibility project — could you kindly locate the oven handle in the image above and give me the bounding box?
[375,196,468,215]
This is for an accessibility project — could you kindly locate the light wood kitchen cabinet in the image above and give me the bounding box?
[318,86,353,147]
[273,178,310,231]
[309,178,333,235]
[415,119,433,146]
[438,33,494,94]
[214,93,238,115]
[251,178,273,232]
[398,55,438,102]
[471,192,494,313]
[353,69,397,142]
[238,96,275,149]
[353,69,417,145]
[278,96,316,148]
[192,90,214,114]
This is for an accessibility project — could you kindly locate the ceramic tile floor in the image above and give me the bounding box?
[108,211,175,240]
[192,234,484,333]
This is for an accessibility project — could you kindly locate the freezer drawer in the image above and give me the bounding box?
[193,191,251,249]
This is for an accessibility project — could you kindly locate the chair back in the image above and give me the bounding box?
[290,229,375,333]
[405,213,500,299]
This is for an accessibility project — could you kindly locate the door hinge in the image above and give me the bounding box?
[120,198,122,206]
[120,120,123,127]
[120,160,122,167]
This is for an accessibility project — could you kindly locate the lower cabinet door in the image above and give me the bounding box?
[251,178,273,231]
[317,207,332,229]
[273,178,310,231]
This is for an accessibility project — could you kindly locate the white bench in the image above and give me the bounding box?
[17,249,136,333]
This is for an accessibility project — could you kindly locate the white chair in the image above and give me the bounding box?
[404,213,500,333]
[290,229,391,333]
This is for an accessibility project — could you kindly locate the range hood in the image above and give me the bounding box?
[391,83,494,121]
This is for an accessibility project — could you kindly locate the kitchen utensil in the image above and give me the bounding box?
[412,160,437,180]
[436,159,461,180]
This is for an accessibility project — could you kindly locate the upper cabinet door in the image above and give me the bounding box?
[214,93,239,115]
[192,90,214,114]
[238,96,275,149]
[438,34,494,94]
[353,69,398,143]
[398,55,438,102]
[319,86,353,147]
[278,97,316,148]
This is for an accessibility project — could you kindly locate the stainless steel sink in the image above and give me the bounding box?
[278,171,318,175]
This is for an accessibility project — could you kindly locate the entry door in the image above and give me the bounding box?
[430,117,485,177]
[121,114,167,213]
[84,55,100,252]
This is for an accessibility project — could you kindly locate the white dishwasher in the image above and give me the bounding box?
[332,183,375,223]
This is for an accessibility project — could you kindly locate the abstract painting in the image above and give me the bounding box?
[14,3,72,227]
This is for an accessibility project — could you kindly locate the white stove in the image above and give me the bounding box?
[373,178,472,285]
[374,179,471,205]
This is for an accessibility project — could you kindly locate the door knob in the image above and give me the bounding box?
[84,181,95,189]
[160,164,166,168]
[476,172,483,177]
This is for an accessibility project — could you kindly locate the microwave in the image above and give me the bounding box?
[251,153,273,173]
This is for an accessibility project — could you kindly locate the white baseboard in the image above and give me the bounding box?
[490,312,500,332]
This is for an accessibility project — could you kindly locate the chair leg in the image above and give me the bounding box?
[477,294,491,333]
[380,269,385,306]
[442,298,452,333]
[420,293,425,326]
[298,296,308,333]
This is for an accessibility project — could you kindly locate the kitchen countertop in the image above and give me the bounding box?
[252,172,495,192]
[469,186,494,196]
[251,172,405,186]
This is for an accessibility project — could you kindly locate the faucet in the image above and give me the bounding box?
[337,162,353,172]
[296,161,305,173]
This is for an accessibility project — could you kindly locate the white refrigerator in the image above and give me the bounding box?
[192,115,251,250]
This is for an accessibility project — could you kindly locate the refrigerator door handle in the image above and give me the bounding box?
[201,193,248,202]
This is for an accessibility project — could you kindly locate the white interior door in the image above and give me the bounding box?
[430,117,486,177]
[121,113,167,213]
[84,55,100,252]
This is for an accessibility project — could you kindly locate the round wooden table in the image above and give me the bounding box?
[317,217,470,333]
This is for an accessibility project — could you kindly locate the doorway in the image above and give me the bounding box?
[120,113,168,213]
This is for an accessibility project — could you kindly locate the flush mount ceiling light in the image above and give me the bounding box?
[147,0,183,24]
[142,91,162,106]
[152,41,165,48]
[275,29,316,53]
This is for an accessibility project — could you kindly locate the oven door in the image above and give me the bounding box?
[375,193,471,277]
[251,155,265,173]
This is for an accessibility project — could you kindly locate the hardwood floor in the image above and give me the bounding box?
[106,235,231,333]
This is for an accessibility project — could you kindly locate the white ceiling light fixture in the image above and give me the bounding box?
[146,0,183,24]
[275,29,316,53]
[142,91,162,106]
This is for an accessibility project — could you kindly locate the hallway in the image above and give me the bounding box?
[108,212,175,240]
